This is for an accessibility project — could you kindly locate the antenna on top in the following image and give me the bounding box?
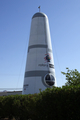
[38,6,40,12]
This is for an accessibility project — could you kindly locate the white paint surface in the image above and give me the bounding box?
[22,12,56,94]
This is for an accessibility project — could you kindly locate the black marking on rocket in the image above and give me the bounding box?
[25,70,55,88]
[28,44,52,52]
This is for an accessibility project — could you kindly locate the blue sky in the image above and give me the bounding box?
[0,0,80,91]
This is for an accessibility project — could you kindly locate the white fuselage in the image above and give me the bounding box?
[22,12,56,94]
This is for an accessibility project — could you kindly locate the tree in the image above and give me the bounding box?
[61,68,80,86]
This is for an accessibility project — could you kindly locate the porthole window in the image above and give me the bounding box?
[44,73,55,86]
[45,74,50,80]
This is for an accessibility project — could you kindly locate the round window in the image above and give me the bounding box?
[44,73,55,86]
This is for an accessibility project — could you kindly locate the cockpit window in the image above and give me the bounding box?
[44,74,55,86]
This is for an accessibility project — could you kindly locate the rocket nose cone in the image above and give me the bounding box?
[32,12,47,19]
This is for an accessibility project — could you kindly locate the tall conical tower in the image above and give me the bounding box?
[22,12,56,94]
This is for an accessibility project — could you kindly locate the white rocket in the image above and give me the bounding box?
[22,12,56,94]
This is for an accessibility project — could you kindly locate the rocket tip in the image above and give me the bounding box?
[38,6,41,12]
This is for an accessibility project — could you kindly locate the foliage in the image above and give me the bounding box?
[0,86,80,120]
[61,67,80,86]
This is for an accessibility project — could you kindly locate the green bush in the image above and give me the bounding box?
[0,86,80,120]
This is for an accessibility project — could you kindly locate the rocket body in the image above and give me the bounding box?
[22,12,56,94]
